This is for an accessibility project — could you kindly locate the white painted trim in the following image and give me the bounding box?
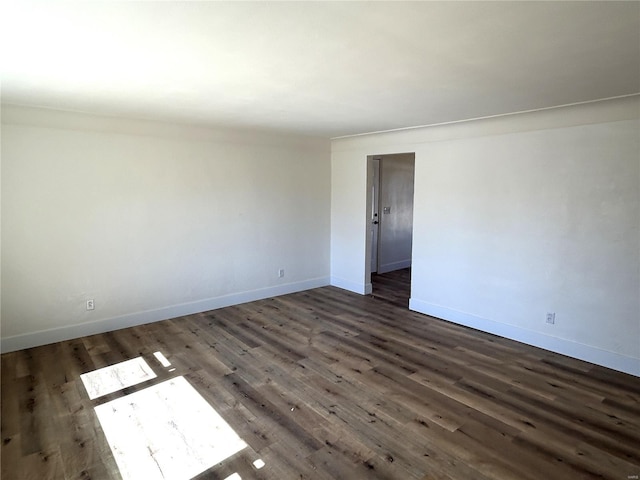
[0,277,330,353]
[364,283,373,295]
[330,276,369,295]
[377,259,411,274]
[331,96,640,154]
[331,93,640,140]
[409,298,640,378]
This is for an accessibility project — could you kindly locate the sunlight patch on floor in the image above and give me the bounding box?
[94,376,247,480]
[80,357,157,399]
[153,351,171,367]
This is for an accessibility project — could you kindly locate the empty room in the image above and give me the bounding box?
[1,1,639,479]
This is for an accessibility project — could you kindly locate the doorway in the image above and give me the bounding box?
[367,153,416,307]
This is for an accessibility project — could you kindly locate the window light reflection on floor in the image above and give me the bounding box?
[153,351,172,368]
[80,357,157,399]
[86,356,248,480]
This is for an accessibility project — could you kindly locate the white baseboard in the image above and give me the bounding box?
[330,276,370,295]
[409,298,640,377]
[1,277,330,353]
[377,259,411,274]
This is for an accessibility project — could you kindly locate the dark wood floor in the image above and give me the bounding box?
[2,275,640,479]
[371,268,411,308]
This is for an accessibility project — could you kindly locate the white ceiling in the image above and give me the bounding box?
[1,1,638,138]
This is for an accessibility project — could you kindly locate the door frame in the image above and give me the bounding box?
[370,157,381,273]
[366,152,416,296]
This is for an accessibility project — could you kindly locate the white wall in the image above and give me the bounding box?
[331,96,640,376]
[1,106,331,351]
[330,147,369,294]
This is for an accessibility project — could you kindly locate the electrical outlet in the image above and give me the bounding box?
[86,299,95,311]
[278,269,285,278]
[546,312,555,324]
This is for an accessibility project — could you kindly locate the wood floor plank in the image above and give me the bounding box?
[457,377,640,465]
[12,447,66,480]
[2,269,639,479]
[1,353,20,440]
